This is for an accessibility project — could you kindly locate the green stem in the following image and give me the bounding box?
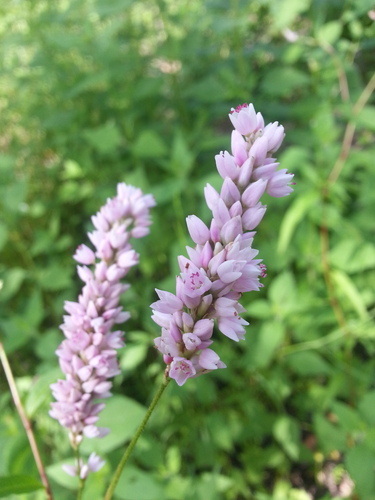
[104,373,171,500]
[74,446,85,500]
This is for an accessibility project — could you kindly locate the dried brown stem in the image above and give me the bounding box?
[0,342,54,500]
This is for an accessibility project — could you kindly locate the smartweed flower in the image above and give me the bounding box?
[152,103,294,385]
[50,183,155,474]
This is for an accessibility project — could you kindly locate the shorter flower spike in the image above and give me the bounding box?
[152,102,294,385]
[50,183,155,471]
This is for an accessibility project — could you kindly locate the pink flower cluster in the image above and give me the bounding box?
[152,103,294,386]
[50,184,155,455]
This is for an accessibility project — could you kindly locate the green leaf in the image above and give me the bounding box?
[346,444,375,498]
[0,268,27,302]
[0,179,28,213]
[113,465,165,500]
[313,414,347,454]
[330,269,369,321]
[46,460,79,491]
[273,416,300,460]
[132,130,167,159]
[246,321,285,369]
[268,271,297,316]
[83,122,122,154]
[356,106,375,132]
[285,351,332,376]
[168,131,195,176]
[262,67,310,97]
[316,21,342,44]
[331,401,364,433]
[277,191,319,254]
[270,0,310,30]
[25,367,62,417]
[80,395,146,454]
[37,264,72,291]
[0,475,42,497]
[246,299,273,319]
[358,391,375,426]
[62,159,84,180]
[120,343,148,373]
[0,223,8,251]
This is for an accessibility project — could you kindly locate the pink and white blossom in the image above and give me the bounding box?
[50,183,155,475]
[152,102,294,385]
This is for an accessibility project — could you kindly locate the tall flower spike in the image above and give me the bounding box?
[50,183,155,475]
[152,102,294,386]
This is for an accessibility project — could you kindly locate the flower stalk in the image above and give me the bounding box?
[103,373,171,500]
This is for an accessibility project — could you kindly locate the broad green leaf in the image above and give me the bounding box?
[331,401,364,433]
[358,391,375,426]
[246,299,273,319]
[132,130,167,159]
[0,475,42,497]
[270,0,310,30]
[46,460,79,490]
[331,269,369,321]
[0,223,8,251]
[83,122,122,154]
[80,395,146,454]
[169,131,195,176]
[114,465,164,500]
[346,445,375,498]
[262,67,310,97]
[273,416,300,460]
[37,264,72,291]
[268,271,297,316]
[247,321,285,368]
[120,343,148,372]
[285,351,332,376]
[62,159,84,180]
[313,414,347,454]
[25,367,62,417]
[1,180,28,213]
[316,21,342,44]
[277,191,319,254]
[356,105,375,132]
[0,268,27,302]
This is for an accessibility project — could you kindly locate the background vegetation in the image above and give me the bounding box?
[1,0,375,498]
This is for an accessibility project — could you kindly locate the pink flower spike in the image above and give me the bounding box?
[249,135,269,167]
[220,177,241,206]
[204,183,220,210]
[151,101,292,384]
[62,463,79,477]
[51,183,154,452]
[74,244,96,265]
[186,215,210,245]
[229,103,257,135]
[199,348,226,370]
[87,452,105,473]
[169,357,196,386]
[242,204,267,231]
[267,169,294,197]
[215,152,238,180]
[220,215,243,245]
[263,122,285,152]
[231,130,248,166]
[241,179,267,207]
[237,157,254,188]
[118,250,139,269]
[253,162,279,181]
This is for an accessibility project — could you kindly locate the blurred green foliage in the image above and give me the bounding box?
[1,0,375,498]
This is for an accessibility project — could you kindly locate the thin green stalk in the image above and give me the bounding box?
[74,446,84,500]
[104,373,171,500]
